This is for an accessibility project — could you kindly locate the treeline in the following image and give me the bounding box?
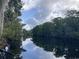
[32,10,79,59]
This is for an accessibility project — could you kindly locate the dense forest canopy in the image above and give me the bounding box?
[32,10,79,59]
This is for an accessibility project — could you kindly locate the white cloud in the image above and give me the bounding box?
[32,17,40,24]
[22,0,40,11]
[22,24,31,30]
[41,0,79,20]
[21,0,79,30]
[22,38,31,46]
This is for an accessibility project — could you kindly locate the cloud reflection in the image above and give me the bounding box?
[21,38,65,59]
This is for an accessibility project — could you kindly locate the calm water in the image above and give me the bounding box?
[21,38,65,59]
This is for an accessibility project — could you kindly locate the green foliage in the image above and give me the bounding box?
[8,0,22,16]
[0,0,2,6]
[32,22,54,51]
[32,11,79,59]
[3,19,22,40]
[23,29,32,40]
[2,0,23,59]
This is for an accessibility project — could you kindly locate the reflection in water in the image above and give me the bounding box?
[21,38,65,59]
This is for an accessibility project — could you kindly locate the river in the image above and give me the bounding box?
[21,38,65,59]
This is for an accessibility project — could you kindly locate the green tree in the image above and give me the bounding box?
[23,29,32,40]
[32,11,79,59]
[2,0,23,59]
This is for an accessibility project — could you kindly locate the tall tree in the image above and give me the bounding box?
[2,0,23,59]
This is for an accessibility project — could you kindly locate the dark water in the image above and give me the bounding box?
[21,38,65,59]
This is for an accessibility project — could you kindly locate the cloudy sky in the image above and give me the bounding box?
[20,0,79,59]
[21,0,79,30]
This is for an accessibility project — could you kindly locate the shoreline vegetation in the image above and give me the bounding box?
[0,0,26,59]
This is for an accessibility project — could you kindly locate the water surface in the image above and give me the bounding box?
[21,38,65,59]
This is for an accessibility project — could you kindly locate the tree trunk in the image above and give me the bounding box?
[0,0,9,48]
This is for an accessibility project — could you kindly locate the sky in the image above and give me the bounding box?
[20,0,79,59]
[21,0,79,30]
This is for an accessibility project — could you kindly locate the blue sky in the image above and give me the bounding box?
[20,0,79,59]
[21,0,79,30]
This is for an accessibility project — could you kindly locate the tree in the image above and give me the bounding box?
[32,11,79,59]
[2,0,23,59]
[23,29,32,40]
